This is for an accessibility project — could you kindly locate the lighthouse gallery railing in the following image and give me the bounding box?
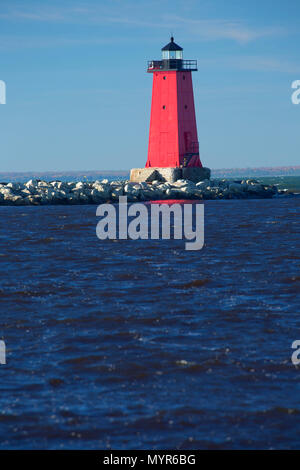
[147,60,198,72]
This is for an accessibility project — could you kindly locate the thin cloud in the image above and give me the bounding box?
[163,16,285,43]
[0,4,286,44]
[0,35,129,51]
[196,55,300,74]
[235,56,300,73]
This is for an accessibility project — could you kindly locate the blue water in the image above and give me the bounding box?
[0,198,299,449]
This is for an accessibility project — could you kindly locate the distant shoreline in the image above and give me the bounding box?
[0,166,300,183]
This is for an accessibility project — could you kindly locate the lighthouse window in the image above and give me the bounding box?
[163,76,166,80]
[162,105,166,109]
[176,51,183,59]
[185,105,188,109]
[183,75,185,80]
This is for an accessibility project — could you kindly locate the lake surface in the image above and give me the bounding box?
[0,198,299,449]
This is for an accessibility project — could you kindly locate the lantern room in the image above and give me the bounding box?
[161,37,183,60]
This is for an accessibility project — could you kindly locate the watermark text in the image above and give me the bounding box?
[0,80,6,104]
[291,80,300,105]
[291,340,300,366]
[96,196,204,251]
[0,340,6,365]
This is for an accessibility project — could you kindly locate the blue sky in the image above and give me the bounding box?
[0,0,299,171]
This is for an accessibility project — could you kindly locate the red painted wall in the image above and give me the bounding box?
[146,71,202,168]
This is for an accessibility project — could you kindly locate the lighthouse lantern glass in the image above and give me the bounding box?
[162,50,183,60]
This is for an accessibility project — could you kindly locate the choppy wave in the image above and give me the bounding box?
[0,198,299,449]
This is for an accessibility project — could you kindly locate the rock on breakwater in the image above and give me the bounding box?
[0,178,293,206]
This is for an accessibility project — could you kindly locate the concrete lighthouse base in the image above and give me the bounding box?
[130,167,211,184]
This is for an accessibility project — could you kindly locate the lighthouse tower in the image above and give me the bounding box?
[130,38,210,183]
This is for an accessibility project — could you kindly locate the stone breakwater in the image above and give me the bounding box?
[0,178,294,205]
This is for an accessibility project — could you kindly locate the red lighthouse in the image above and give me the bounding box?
[146,37,202,169]
[130,38,210,183]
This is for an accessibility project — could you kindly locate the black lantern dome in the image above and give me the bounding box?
[161,37,183,51]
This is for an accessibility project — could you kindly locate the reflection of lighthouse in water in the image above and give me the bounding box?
[146,37,202,169]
